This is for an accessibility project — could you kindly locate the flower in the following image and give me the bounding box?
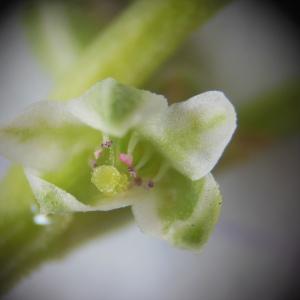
[0,78,236,250]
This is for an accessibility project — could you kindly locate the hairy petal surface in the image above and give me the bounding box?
[0,101,99,172]
[132,171,222,250]
[66,78,168,136]
[26,170,141,213]
[139,91,236,180]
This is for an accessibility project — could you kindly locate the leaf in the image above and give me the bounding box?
[0,101,99,172]
[66,78,167,136]
[132,171,222,250]
[139,91,236,180]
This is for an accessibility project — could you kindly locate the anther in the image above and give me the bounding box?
[152,162,169,182]
[135,148,153,170]
[147,180,154,188]
[101,140,112,148]
[127,133,139,154]
[119,153,133,167]
[128,166,137,178]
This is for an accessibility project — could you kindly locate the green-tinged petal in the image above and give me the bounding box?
[26,169,142,214]
[0,101,99,172]
[139,91,236,180]
[26,171,88,213]
[65,78,168,137]
[132,171,222,250]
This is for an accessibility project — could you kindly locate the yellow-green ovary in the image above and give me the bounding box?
[91,165,128,196]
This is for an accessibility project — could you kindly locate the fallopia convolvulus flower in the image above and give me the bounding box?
[0,78,236,250]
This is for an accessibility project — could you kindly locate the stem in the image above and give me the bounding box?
[218,78,300,170]
[51,0,229,100]
[1,0,228,293]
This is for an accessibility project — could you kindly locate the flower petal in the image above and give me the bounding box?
[139,91,236,180]
[0,101,99,171]
[26,170,89,213]
[26,167,142,213]
[132,171,222,250]
[66,78,168,137]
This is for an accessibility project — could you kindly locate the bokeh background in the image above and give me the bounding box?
[0,1,299,299]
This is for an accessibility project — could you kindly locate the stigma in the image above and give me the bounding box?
[91,165,129,196]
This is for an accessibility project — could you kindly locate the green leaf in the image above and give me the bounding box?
[132,171,222,250]
[66,78,167,136]
[139,91,236,180]
[0,101,99,172]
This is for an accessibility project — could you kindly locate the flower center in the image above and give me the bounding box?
[90,134,169,197]
[91,165,128,196]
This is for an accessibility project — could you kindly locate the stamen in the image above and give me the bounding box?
[119,153,133,167]
[101,134,112,148]
[127,133,139,154]
[135,148,153,170]
[101,140,112,148]
[147,180,154,188]
[152,162,169,182]
[128,166,137,178]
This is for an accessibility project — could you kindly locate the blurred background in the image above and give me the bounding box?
[0,0,299,299]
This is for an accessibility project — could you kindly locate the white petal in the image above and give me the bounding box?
[0,101,98,171]
[66,78,168,137]
[132,172,222,250]
[139,91,236,180]
[26,170,141,213]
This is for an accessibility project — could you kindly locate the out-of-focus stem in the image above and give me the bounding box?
[0,168,131,293]
[218,79,300,170]
[0,0,229,294]
[51,0,229,100]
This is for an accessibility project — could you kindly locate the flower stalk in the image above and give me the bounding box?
[51,0,230,100]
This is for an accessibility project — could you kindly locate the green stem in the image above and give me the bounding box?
[51,0,229,100]
[218,78,300,170]
[1,0,228,293]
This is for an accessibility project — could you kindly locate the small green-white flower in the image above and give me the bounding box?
[0,78,236,250]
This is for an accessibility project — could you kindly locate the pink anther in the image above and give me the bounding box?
[101,140,112,148]
[119,153,133,167]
